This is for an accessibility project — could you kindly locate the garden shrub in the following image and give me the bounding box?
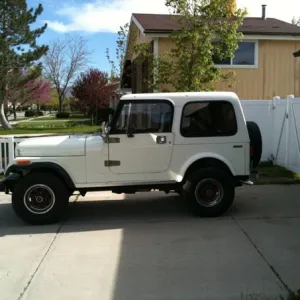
[56,112,70,119]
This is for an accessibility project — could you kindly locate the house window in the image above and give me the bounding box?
[213,41,257,68]
[180,101,237,137]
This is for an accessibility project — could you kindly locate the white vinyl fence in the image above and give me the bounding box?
[1,95,300,174]
[241,95,300,174]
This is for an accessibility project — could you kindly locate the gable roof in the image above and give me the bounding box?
[133,13,300,36]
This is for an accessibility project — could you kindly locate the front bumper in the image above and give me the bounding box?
[0,174,21,194]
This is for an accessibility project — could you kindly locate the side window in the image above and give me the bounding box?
[181,101,237,137]
[114,103,130,134]
[112,101,173,134]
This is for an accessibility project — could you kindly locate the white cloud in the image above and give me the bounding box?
[47,0,300,34]
[47,0,169,33]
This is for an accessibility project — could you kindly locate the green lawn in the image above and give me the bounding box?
[1,119,99,135]
[17,120,90,128]
[30,116,88,121]
[257,162,300,184]
[14,117,31,121]
[8,117,31,122]
[0,126,100,135]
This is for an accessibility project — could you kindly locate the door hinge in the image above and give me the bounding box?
[105,160,121,167]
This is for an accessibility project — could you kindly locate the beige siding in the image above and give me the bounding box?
[127,22,153,61]
[158,38,300,99]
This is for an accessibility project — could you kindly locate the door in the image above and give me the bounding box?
[108,100,175,174]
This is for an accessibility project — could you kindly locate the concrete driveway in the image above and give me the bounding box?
[0,185,300,300]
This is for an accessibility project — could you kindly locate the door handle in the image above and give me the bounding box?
[156,136,167,144]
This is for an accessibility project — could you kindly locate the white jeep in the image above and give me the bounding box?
[0,92,262,225]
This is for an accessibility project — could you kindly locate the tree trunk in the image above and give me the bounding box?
[0,89,12,129]
[59,94,64,112]
[13,104,17,120]
[4,101,9,119]
[0,103,12,129]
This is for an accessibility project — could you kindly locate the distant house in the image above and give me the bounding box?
[121,5,300,100]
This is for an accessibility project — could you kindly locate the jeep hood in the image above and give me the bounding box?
[16,135,87,157]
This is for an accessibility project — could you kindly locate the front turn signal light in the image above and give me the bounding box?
[17,160,31,165]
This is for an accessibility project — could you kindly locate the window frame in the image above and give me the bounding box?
[180,100,238,138]
[214,40,259,69]
[109,99,174,135]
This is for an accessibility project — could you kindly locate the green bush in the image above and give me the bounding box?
[25,110,44,117]
[25,110,36,117]
[56,112,70,119]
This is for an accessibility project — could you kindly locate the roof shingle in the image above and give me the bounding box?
[133,13,300,36]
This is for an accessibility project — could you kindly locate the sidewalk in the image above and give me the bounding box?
[9,113,52,126]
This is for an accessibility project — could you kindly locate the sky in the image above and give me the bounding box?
[28,0,300,72]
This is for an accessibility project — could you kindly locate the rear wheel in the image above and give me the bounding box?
[183,168,235,217]
[12,172,70,225]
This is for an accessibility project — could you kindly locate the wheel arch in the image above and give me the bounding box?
[5,162,76,190]
[177,154,236,183]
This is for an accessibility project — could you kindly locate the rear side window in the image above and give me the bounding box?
[181,101,237,137]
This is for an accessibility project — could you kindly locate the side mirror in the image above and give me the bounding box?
[108,114,113,125]
[101,121,110,135]
[105,124,110,135]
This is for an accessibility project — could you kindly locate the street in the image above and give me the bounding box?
[0,185,300,300]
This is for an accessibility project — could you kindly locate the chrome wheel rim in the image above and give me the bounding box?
[24,184,55,215]
[195,178,224,207]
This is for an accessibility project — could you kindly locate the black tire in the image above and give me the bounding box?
[182,168,235,217]
[12,172,70,225]
[246,121,262,169]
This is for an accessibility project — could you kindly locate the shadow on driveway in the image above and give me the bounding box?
[1,186,300,299]
[1,185,300,236]
[0,193,195,236]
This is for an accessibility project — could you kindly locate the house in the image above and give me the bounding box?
[108,81,131,111]
[121,4,300,100]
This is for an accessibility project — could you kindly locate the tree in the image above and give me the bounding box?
[135,0,247,92]
[43,35,91,112]
[106,23,129,81]
[46,88,59,111]
[25,77,51,110]
[0,0,48,128]
[292,17,300,26]
[5,68,51,119]
[72,68,116,123]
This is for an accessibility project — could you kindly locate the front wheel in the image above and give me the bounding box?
[12,172,70,225]
[182,168,235,217]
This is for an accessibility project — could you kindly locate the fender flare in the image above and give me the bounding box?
[5,162,76,190]
[176,153,236,182]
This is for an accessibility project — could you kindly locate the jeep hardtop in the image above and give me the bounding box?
[0,92,262,224]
